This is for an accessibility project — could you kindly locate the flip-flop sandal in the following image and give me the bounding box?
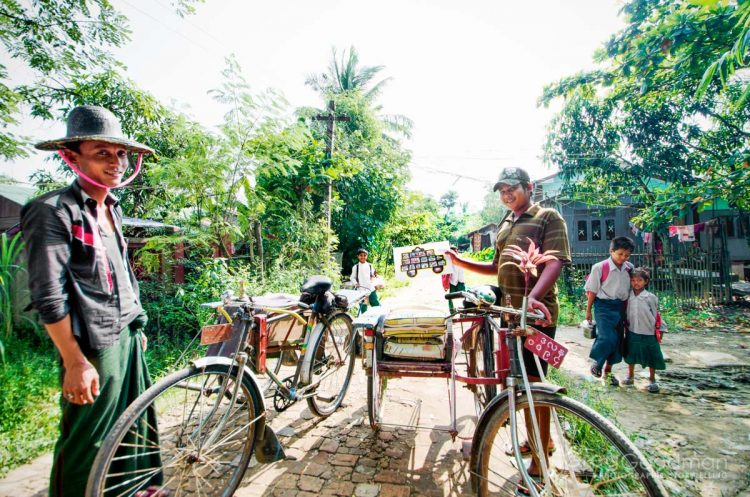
[505,441,556,457]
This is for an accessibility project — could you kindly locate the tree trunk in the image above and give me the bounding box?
[247,225,255,266]
[254,220,264,278]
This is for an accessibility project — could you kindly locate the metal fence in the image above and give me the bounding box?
[561,241,733,308]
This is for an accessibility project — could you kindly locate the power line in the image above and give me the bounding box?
[118,0,218,56]
[151,0,229,51]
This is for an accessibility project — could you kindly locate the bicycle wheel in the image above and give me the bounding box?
[305,312,355,416]
[468,320,496,415]
[88,363,263,497]
[366,353,387,430]
[472,391,667,497]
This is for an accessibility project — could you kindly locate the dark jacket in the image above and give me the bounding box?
[21,181,145,351]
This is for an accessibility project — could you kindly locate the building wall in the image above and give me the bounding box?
[543,200,639,254]
[0,197,21,232]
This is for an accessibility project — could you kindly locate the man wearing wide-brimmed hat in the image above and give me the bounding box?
[21,106,161,497]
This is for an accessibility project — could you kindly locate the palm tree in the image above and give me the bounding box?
[305,46,413,139]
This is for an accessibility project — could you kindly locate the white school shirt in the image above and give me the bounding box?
[627,289,667,335]
[583,258,633,301]
[449,264,465,286]
[351,262,375,290]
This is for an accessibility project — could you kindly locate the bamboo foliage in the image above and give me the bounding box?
[0,232,25,361]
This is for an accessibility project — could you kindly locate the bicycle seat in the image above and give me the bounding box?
[300,275,333,295]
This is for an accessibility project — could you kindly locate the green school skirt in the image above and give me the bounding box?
[624,332,666,370]
[50,325,159,497]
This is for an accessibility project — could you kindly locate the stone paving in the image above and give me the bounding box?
[235,361,478,497]
[0,275,482,497]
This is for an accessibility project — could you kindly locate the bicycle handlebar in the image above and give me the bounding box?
[446,290,546,321]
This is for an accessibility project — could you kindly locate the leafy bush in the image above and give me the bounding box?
[0,233,27,361]
[0,335,59,477]
[464,247,495,262]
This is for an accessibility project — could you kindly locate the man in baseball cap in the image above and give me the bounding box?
[445,165,571,480]
[492,166,531,191]
[22,106,161,496]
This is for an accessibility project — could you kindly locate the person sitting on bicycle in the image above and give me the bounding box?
[445,166,571,482]
[350,248,381,313]
[21,106,160,497]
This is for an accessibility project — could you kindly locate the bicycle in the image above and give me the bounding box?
[87,276,356,497]
[356,286,668,497]
[204,277,357,416]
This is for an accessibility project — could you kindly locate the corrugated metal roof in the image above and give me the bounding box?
[0,184,37,206]
[122,217,180,231]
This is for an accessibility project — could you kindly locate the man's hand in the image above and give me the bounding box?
[527,296,552,326]
[444,249,458,263]
[141,332,148,352]
[585,311,593,322]
[62,360,100,405]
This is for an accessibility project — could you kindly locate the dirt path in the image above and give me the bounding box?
[557,322,750,497]
[2,276,749,496]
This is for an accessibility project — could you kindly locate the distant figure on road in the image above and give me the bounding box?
[351,248,381,313]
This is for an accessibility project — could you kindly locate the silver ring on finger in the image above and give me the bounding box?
[66,393,74,400]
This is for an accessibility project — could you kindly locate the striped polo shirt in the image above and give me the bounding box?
[492,203,572,324]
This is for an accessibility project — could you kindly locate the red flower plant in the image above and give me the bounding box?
[500,237,559,296]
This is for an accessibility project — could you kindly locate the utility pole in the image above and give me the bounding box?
[315,100,350,255]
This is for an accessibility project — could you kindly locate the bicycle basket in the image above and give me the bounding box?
[200,323,233,345]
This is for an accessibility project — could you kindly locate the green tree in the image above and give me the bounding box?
[300,48,414,269]
[0,0,201,160]
[541,0,750,231]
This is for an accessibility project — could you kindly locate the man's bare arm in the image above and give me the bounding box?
[45,316,99,405]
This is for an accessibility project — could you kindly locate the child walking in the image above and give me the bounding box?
[585,236,635,386]
[622,267,667,392]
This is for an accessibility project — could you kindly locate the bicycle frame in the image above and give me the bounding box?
[210,301,355,407]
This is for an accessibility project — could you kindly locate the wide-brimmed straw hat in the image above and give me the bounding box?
[35,105,154,154]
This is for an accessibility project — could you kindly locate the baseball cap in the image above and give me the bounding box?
[492,167,531,191]
[357,248,369,255]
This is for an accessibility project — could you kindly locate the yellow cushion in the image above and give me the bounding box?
[384,308,447,327]
[383,327,445,338]
[384,339,445,360]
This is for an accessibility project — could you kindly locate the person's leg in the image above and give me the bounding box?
[368,289,381,307]
[524,374,553,477]
[649,367,656,383]
[522,326,555,476]
[50,326,150,497]
[448,283,457,312]
[628,364,635,379]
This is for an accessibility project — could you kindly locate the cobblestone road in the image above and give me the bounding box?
[0,275,481,497]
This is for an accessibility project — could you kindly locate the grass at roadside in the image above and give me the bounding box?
[0,336,59,476]
[547,367,679,492]
[0,332,196,478]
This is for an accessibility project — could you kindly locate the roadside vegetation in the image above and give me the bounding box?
[1,0,748,480]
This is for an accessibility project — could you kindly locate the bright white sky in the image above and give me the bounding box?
[2,0,625,210]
